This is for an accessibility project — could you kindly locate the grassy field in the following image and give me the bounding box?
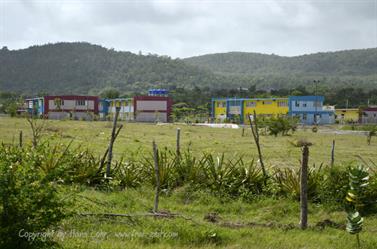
[1,117,377,249]
[0,117,376,168]
[57,186,377,249]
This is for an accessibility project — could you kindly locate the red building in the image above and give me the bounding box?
[361,107,377,124]
[44,95,99,120]
[133,96,172,122]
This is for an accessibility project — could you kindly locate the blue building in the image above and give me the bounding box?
[99,99,110,119]
[25,97,44,117]
[288,96,335,125]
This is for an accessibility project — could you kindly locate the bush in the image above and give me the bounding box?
[0,144,70,248]
[266,116,298,136]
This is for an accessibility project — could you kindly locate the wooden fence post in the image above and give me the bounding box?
[242,127,245,137]
[331,139,335,167]
[97,124,123,175]
[153,140,160,213]
[106,107,120,178]
[300,145,309,230]
[19,130,23,148]
[248,110,268,182]
[176,128,181,156]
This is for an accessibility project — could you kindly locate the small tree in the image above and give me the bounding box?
[26,114,46,148]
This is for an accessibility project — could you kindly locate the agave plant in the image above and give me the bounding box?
[272,164,324,201]
[345,165,369,247]
[143,148,178,189]
[201,153,238,196]
[174,149,204,186]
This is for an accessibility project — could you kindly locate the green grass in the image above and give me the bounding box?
[0,117,376,168]
[57,186,377,249]
[1,117,377,248]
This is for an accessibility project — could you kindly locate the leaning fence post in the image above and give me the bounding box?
[153,140,160,213]
[300,144,309,230]
[331,139,335,167]
[176,128,181,156]
[19,130,23,148]
[248,110,268,183]
[106,107,120,178]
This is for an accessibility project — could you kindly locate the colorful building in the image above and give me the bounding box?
[360,107,377,124]
[24,89,173,123]
[335,108,360,123]
[25,97,44,117]
[99,99,109,120]
[25,95,99,120]
[107,98,134,121]
[134,96,172,123]
[212,97,289,123]
[288,96,335,125]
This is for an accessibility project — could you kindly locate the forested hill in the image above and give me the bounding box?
[183,49,377,76]
[0,42,240,95]
[0,42,376,95]
[183,49,377,89]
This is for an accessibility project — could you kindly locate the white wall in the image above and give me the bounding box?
[136,100,167,111]
[135,112,167,122]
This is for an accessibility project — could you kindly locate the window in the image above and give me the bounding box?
[295,101,300,107]
[54,98,64,107]
[246,101,256,107]
[303,103,307,107]
[303,114,307,120]
[314,101,322,107]
[216,102,225,108]
[76,100,86,106]
[263,101,272,105]
[278,101,287,107]
[229,100,241,106]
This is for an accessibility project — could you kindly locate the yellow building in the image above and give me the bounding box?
[212,98,289,123]
[107,98,134,121]
[335,108,360,123]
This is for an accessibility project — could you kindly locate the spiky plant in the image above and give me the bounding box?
[345,165,369,247]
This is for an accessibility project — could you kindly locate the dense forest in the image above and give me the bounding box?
[184,49,377,90]
[1,42,376,96]
[0,42,249,95]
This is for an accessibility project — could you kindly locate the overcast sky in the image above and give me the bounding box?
[0,0,376,58]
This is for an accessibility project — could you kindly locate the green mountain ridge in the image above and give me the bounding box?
[183,49,377,76]
[0,42,376,95]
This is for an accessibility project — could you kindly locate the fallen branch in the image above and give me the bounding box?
[78,212,194,221]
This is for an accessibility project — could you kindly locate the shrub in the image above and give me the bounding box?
[0,144,70,248]
[266,116,298,136]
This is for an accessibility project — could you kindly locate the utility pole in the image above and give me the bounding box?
[313,80,320,125]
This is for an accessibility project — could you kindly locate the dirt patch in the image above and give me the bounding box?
[315,219,345,230]
[204,212,221,223]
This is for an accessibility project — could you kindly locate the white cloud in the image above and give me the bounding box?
[0,0,376,57]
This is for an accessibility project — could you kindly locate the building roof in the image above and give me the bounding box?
[336,108,359,112]
[288,95,325,102]
[363,107,377,111]
[212,97,288,101]
[104,98,133,101]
